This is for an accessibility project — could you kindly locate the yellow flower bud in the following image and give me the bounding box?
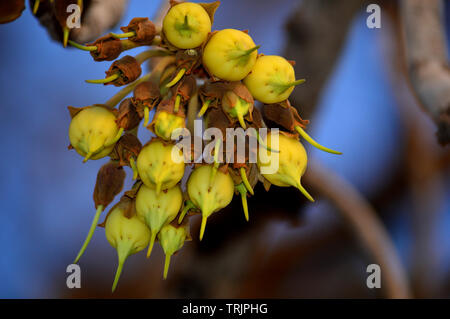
[203,29,259,81]
[244,55,305,104]
[257,132,314,202]
[136,184,183,258]
[151,111,185,141]
[136,139,185,194]
[158,221,190,279]
[105,201,151,292]
[69,106,122,162]
[222,91,251,129]
[163,2,211,49]
[187,165,234,240]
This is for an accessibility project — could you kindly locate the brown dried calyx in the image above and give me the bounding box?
[105,55,142,87]
[121,17,156,45]
[93,162,126,209]
[87,35,122,62]
[171,75,197,103]
[110,133,143,167]
[116,98,141,131]
[132,81,161,117]
[0,0,25,24]
[262,100,309,133]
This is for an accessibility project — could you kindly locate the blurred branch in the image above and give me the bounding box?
[283,0,364,119]
[304,162,412,299]
[381,5,448,297]
[400,0,450,145]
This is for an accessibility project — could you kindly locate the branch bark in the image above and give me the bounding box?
[283,0,364,119]
[400,0,450,145]
[303,162,412,299]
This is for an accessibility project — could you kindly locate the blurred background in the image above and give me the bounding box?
[0,0,449,298]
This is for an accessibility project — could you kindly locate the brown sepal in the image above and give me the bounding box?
[132,81,161,117]
[109,133,142,166]
[116,98,141,130]
[105,55,142,87]
[120,17,156,45]
[93,162,126,209]
[87,35,122,62]
[171,75,197,102]
[262,100,309,133]
[0,0,25,24]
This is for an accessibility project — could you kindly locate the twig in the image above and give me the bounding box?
[303,162,412,299]
[400,0,450,145]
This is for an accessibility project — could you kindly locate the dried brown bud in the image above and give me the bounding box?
[120,17,156,45]
[93,162,126,209]
[109,133,143,166]
[0,0,25,24]
[132,81,161,117]
[88,35,122,62]
[116,98,141,131]
[105,55,142,87]
[262,100,309,133]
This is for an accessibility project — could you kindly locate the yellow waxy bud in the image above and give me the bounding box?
[136,184,183,258]
[158,221,190,279]
[244,55,305,104]
[105,201,150,292]
[69,106,122,162]
[203,29,259,81]
[136,139,185,194]
[257,132,314,202]
[152,111,185,141]
[163,2,211,49]
[187,165,234,240]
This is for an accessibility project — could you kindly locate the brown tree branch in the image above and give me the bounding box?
[400,0,450,145]
[303,162,412,299]
[283,0,364,119]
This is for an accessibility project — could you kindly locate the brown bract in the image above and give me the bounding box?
[88,35,122,62]
[116,98,141,130]
[0,0,25,24]
[171,75,197,102]
[110,133,142,167]
[105,55,142,87]
[262,100,309,134]
[132,81,161,117]
[121,17,156,44]
[93,162,126,209]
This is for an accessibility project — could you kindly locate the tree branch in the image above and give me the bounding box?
[303,162,412,298]
[400,0,450,145]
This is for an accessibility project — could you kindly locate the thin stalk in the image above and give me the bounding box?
[104,71,153,108]
[74,205,104,263]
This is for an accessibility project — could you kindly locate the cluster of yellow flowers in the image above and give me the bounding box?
[67,1,341,292]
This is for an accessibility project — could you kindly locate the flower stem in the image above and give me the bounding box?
[85,73,120,84]
[68,40,97,52]
[295,125,342,155]
[104,71,153,108]
[74,205,104,263]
